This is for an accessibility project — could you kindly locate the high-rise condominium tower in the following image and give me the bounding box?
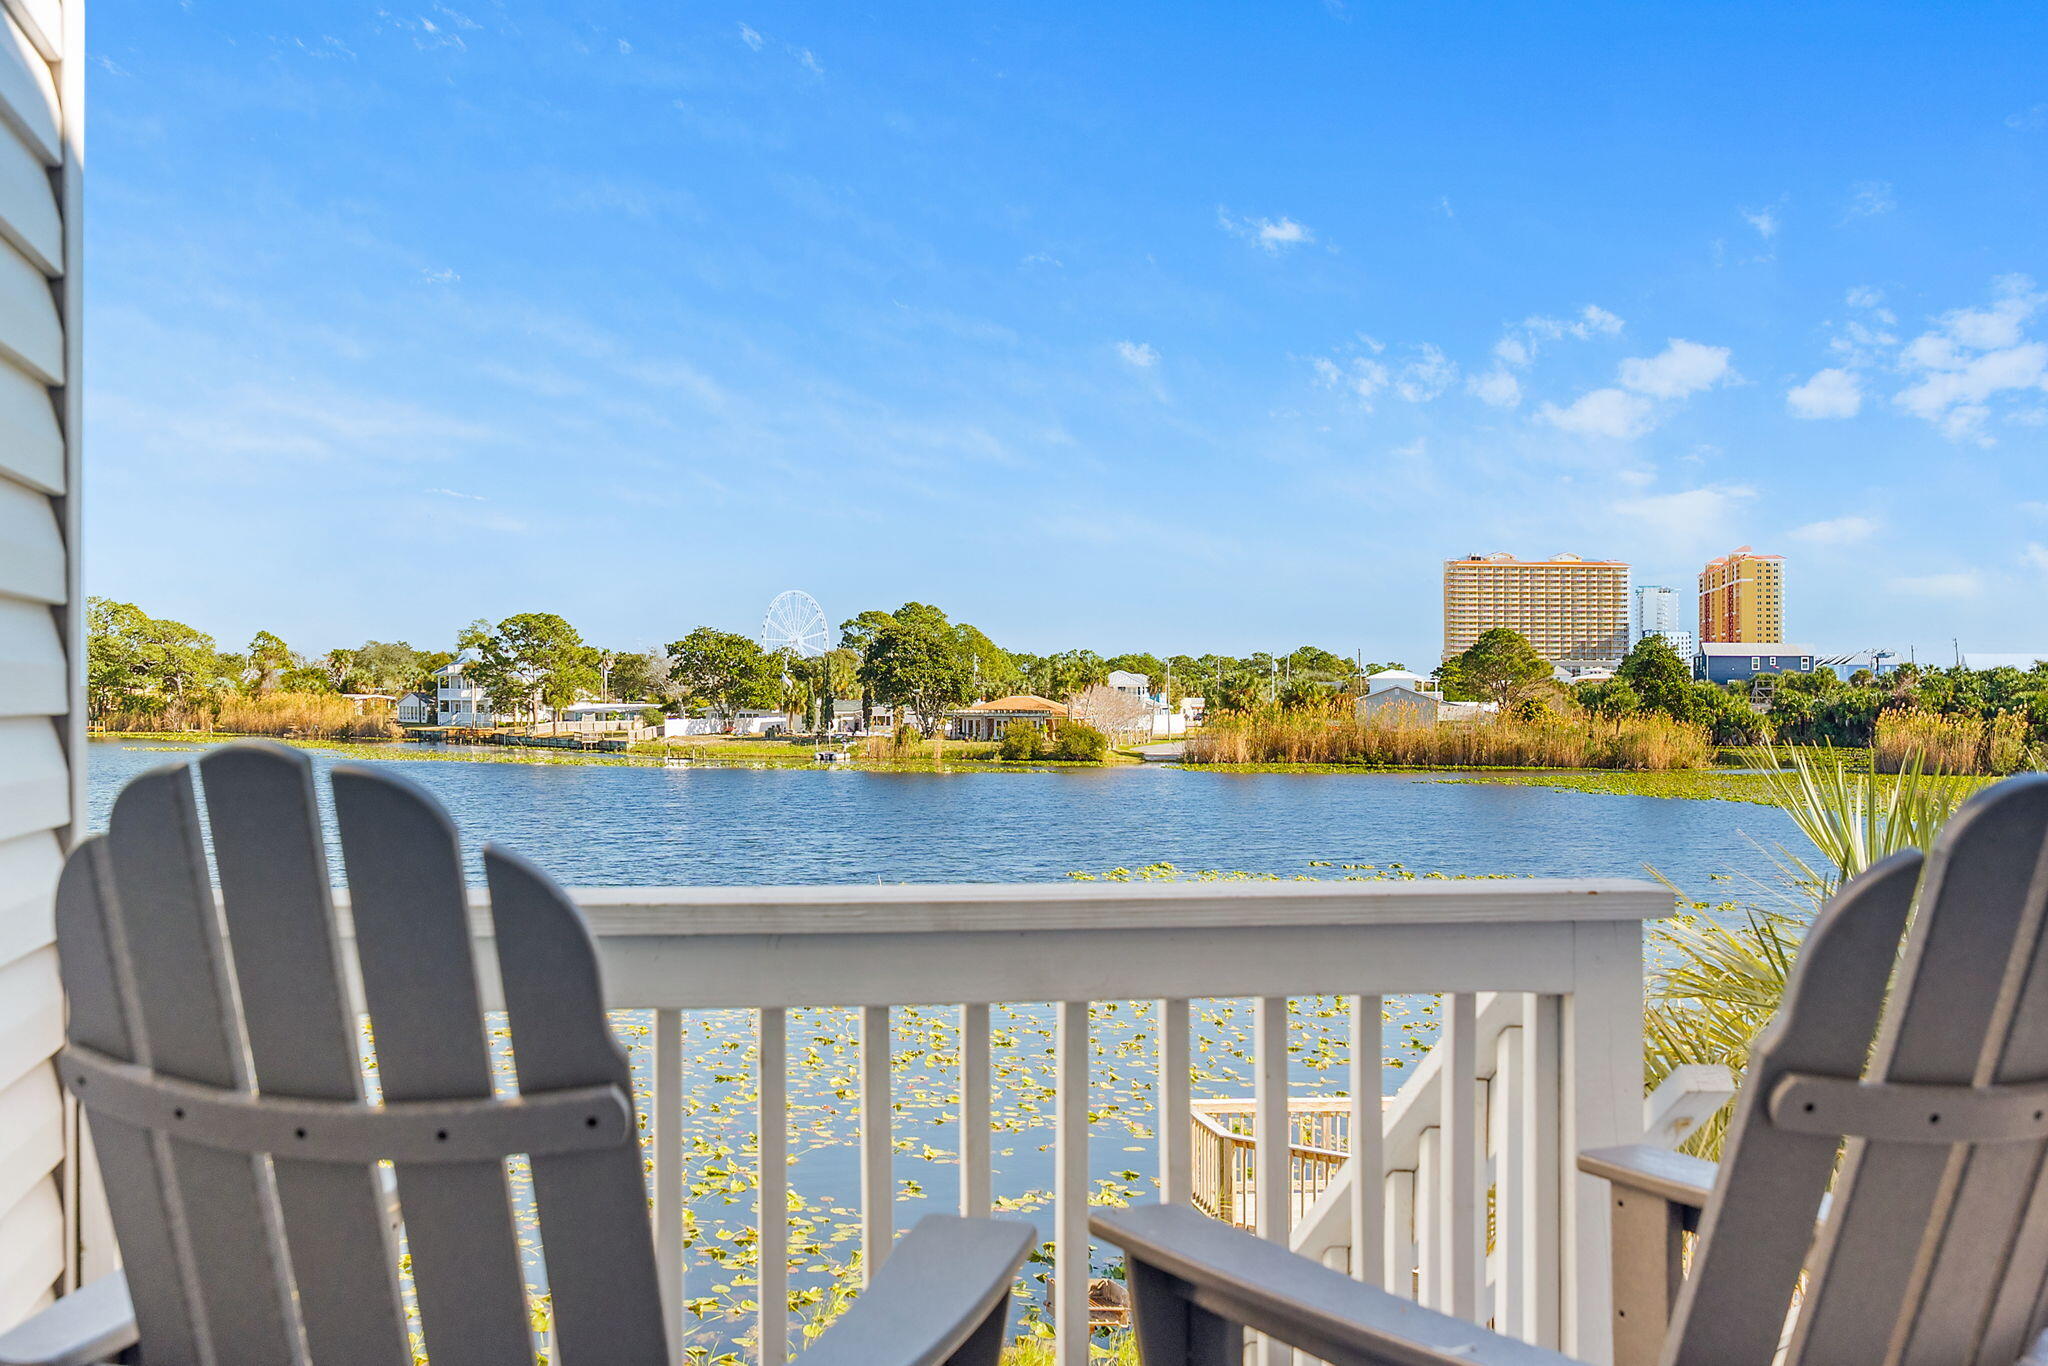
[1631,584,1695,658]
[1442,552,1630,667]
[1698,547,1784,643]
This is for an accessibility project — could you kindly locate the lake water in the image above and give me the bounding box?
[85,738,1798,890]
[82,738,1800,1349]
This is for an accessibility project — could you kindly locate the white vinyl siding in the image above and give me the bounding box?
[0,0,76,1329]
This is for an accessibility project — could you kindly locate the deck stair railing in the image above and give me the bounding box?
[1190,1098,1354,1230]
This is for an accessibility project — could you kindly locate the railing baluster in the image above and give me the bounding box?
[860,1004,892,1280]
[1441,994,1479,1321]
[1055,1000,1090,1366]
[1157,998,1191,1205]
[1415,1127,1440,1309]
[653,1007,683,1361]
[1492,1024,1526,1341]
[959,1002,991,1219]
[1350,994,1384,1284]
[1385,1169,1417,1300]
[1523,994,1563,1350]
[1255,996,1291,1366]
[757,1006,788,1366]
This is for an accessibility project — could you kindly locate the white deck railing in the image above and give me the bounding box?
[350,877,1668,1366]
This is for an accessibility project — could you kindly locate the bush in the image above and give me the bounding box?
[997,721,1050,760]
[1047,720,1110,762]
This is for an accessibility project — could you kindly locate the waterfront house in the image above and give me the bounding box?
[1692,641,1816,684]
[433,657,520,728]
[338,692,397,715]
[1106,669,1154,700]
[1356,686,1440,725]
[950,694,1068,741]
[396,690,435,724]
[553,700,657,734]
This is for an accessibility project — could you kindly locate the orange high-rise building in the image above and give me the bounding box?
[1698,547,1783,643]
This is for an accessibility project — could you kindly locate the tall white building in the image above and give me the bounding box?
[1631,584,1695,659]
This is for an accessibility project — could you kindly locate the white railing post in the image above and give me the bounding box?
[959,1002,992,1219]
[1349,994,1383,1285]
[1158,998,1192,1206]
[859,1005,892,1280]
[1563,924,1646,1365]
[1055,1000,1090,1366]
[1491,1024,1527,1341]
[1254,996,1292,1366]
[1439,995,1479,1321]
[652,1007,683,1361]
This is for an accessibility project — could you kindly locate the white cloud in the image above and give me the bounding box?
[1846,285,1887,311]
[1740,206,1779,239]
[426,486,486,501]
[421,267,460,284]
[1437,196,1455,218]
[737,23,764,49]
[2023,542,2048,573]
[1116,340,1159,369]
[1845,180,1895,219]
[2009,104,2047,132]
[1468,368,1522,408]
[1488,304,1623,374]
[1619,339,1733,399]
[617,37,632,54]
[1539,387,1655,440]
[1893,275,2048,439]
[1610,484,1757,549]
[798,48,823,74]
[1313,355,1388,406]
[1890,571,1982,599]
[1393,343,1457,402]
[1791,514,1878,545]
[1787,367,1862,419]
[1219,209,1315,252]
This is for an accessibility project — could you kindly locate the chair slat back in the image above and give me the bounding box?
[1666,774,2048,1366]
[56,741,671,1366]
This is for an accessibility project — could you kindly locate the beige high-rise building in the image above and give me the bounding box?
[1698,547,1784,643]
[1441,553,1630,666]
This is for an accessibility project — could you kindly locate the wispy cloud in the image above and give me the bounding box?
[737,23,764,50]
[1740,205,1780,239]
[1792,514,1878,545]
[1540,387,1655,439]
[2008,104,2047,132]
[1219,208,1315,252]
[425,486,486,501]
[1609,484,1757,551]
[1541,338,1730,439]
[1890,571,1983,599]
[1116,340,1159,369]
[1845,179,1896,219]
[1618,339,1733,398]
[1787,367,1861,419]
[1313,340,1456,409]
[421,266,460,284]
[1491,304,1623,367]
[2025,543,2048,573]
[1467,368,1521,408]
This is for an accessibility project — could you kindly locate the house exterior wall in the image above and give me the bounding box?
[0,0,82,1327]
[1693,647,1815,683]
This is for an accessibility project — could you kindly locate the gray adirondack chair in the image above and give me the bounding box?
[0,742,1032,1366]
[1093,773,2048,1366]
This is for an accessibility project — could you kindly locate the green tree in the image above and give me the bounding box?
[85,599,227,723]
[1441,628,1551,708]
[859,617,975,734]
[839,610,899,730]
[244,631,295,695]
[1615,635,1694,719]
[666,628,780,726]
[1575,679,1642,719]
[462,613,600,731]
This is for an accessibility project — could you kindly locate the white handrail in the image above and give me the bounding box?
[334,877,1667,1366]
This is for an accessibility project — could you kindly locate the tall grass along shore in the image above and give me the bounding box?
[1183,713,1711,771]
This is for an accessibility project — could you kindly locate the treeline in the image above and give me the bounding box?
[85,596,1389,737]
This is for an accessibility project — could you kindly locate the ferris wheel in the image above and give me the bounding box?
[761,590,831,658]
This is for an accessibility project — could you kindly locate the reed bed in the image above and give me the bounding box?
[1874,709,2035,776]
[1183,712,1711,770]
[96,692,401,741]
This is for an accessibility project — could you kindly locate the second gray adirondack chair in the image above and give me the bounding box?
[0,741,1033,1366]
[1094,773,2048,1366]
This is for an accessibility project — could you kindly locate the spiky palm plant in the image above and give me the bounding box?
[1643,743,1980,1155]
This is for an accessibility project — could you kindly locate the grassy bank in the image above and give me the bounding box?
[96,692,400,741]
[1185,713,1711,770]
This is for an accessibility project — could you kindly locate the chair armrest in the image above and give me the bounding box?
[1578,1145,1718,1218]
[0,1274,137,1366]
[802,1215,1035,1366]
[1093,1203,1581,1366]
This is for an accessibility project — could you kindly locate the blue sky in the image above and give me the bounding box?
[85,1,2048,666]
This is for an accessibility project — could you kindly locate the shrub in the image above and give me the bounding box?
[998,721,1050,760]
[1047,720,1110,762]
